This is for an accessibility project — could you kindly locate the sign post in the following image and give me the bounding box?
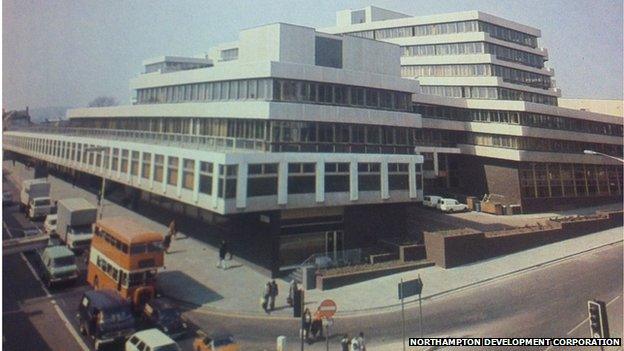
[398,276,424,350]
[318,299,337,351]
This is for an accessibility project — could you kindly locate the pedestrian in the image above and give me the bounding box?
[310,310,323,340]
[351,332,365,351]
[261,282,271,313]
[269,280,278,311]
[217,240,228,269]
[163,233,172,254]
[168,219,177,239]
[287,280,298,306]
[302,308,312,342]
[340,334,351,351]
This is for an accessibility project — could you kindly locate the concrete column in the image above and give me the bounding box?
[277,161,288,205]
[408,162,417,199]
[192,158,200,203]
[176,157,183,197]
[349,161,358,201]
[236,162,247,209]
[162,155,169,194]
[315,160,325,203]
[381,161,389,200]
[127,151,132,182]
[211,164,220,209]
[137,152,144,186]
[149,153,155,189]
[116,149,122,179]
[433,152,439,176]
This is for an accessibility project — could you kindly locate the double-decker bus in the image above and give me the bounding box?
[87,216,164,306]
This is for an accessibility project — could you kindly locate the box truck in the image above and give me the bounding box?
[57,198,97,250]
[20,178,52,219]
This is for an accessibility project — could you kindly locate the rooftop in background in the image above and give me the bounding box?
[558,99,623,118]
[329,5,541,37]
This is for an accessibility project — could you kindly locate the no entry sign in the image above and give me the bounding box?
[318,299,337,319]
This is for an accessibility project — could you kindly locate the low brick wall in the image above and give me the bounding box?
[424,211,623,268]
[369,252,398,264]
[400,244,427,262]
[316,260,435,290]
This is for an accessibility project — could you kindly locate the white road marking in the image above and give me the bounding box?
[543,294,622,351]
[4,221,90,351]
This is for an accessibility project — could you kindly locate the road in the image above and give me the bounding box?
[185,240,623,350]
[3,167,622,351]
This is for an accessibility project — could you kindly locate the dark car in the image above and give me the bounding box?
[141,299,188,339]
[77,289,135,350]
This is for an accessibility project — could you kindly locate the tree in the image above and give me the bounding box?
[88,96,118,107]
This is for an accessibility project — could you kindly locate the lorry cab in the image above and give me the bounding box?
[77,289,135,351]
[44,214,58,235]
[28,196,52,219]
[39,245,78,287]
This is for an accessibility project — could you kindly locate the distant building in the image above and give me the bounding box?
[2,107,32,131]
[558,99,623,118]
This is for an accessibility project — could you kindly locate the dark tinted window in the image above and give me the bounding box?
[315,36,342,69]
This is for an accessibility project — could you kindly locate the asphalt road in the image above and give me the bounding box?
[185,240,623,350]
[2,177,199,351]
[3,169,622,351]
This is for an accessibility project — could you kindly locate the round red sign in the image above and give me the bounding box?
[317,299,337,318]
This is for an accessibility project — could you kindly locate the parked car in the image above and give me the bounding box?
[3,191,12,205]
[38,245,78,287]
[437,198,468,213]
[423,195,443,208]
[77,290,135,351]
[193,334,240,351]
[22,227,41,237]
[141,299,188,339]
[44,214,58,235]
[125,329,180,351]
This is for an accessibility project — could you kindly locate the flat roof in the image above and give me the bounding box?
[97,216,163,244]
[131,329,176,347]
[59,197,96,212]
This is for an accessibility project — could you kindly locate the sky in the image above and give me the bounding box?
[2,0,623,110]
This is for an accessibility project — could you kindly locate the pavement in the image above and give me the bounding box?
[4,160,623,318]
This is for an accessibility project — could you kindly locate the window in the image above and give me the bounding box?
[358,163,381,191]
[130,151,139,176]
[120,149,129,173]
[388,163,409,190]
[218,165,237,199]
[199,162,213,195]
[142,152,151,179]
[154,155,164,182]
[325,162,350,193]
[288,163,316,194]
[247,163,278,197]
[167,157,179,186]
[315,36,342,68]
[182,159,194,190]
[111,148,119,171]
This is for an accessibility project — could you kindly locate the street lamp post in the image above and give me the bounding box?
[84,146,110,219]
[583,150,624,164]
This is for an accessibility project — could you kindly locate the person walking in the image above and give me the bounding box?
[168,219,177,239]
[261,282,271,313]
[217,240,229,269]
[163,233,172,254]
[340,334,351,351]
[287,280,298,306]
[269,280,278,311]
[310,310,323,341]
[351,332,366,351]
[302,308,312,342]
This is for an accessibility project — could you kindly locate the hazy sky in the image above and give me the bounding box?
[3,0,623,110]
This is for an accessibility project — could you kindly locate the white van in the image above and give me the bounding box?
[423,195,443,208]
[438,198,468,213]
[125,329,180,351]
